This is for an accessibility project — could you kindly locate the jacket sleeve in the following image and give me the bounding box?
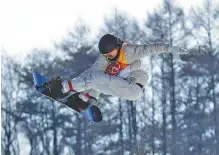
[124,43,188,60]
[78,55,108,76]
[91,55,108,71]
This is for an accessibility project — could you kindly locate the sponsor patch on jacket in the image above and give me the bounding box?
[105,45,129,75]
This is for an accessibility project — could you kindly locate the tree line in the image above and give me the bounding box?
[1,0,219,154]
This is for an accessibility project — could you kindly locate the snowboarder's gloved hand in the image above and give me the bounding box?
[125,70,148,90]
[170,46,189,55]
[171,47,190,61]
[178,47,189,55]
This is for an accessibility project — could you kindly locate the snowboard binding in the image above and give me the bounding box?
[33,72,102,122]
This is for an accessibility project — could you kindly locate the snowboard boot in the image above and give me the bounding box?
[44,77,98,111]
[43,76,76,99]
[62,79,98,105]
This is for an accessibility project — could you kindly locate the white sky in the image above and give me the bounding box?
[0,0,204,58]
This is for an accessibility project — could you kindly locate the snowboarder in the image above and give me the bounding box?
[49,34,188,104]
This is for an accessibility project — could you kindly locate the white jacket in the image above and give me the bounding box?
[63,43,188,100]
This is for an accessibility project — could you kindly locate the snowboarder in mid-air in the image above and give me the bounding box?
[47,34,188,107]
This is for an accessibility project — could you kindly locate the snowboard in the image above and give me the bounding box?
[32,72,102,122]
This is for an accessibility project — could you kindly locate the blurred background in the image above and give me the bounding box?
[1,0,219,154]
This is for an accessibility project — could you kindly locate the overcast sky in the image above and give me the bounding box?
[0,1,210,154]
[1,0,204,57]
